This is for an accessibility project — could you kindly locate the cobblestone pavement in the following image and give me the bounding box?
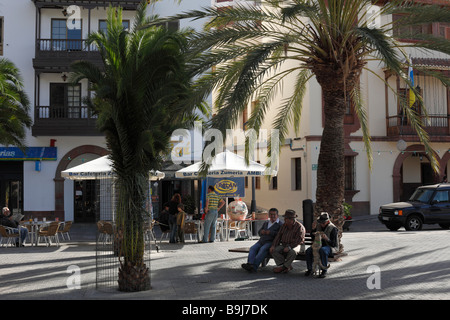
[1,216,449,301]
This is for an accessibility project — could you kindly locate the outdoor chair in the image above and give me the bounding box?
[156,221,170,244]
[99,221,114,243]
[21,223,35,244]
[0,225,20,247]
[184,221,198,241]
[57,221,72,241]
[228,221,248,239]
[37,221,60,246]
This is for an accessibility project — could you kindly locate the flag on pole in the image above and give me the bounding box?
[408,62,415,108]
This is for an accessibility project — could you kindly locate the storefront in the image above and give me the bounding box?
[0,146,57,216]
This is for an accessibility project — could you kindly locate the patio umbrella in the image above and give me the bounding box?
[175,150,277,178]
[175,150,277,240]
[61,155,165,180]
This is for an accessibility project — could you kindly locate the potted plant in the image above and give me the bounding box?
[343,203,353,231]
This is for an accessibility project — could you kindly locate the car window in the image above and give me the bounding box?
[433,190,450,203]
[409,188,434,203]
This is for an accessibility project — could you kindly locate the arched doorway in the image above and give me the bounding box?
[392,144,441,202]
[54,145,108,221]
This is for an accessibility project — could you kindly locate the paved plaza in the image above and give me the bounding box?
[1,216,449,302]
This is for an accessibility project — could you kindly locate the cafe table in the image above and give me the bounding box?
[22,220,53,246]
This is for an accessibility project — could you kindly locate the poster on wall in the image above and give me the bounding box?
[207,177,245,198]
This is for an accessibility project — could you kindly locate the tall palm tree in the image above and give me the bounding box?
[0,58,32,147]
[71,1,206,291]
[165,0,450,249]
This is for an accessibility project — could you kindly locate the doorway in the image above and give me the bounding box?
[74,180,97,222]
[0,161,23,216]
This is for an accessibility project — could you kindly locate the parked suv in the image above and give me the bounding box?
[378,183,450,231]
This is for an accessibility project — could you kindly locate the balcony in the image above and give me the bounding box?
[32,105,102,136]
[33,39,103,72]
[387,114,450,138]
[32,0,143,10]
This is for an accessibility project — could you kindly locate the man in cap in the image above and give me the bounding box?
[304,212,339,278]
[269,209,305,273]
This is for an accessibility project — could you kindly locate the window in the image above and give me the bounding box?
[154,20,180,32]
[439,23,450,40]
[255,161,261,190]
[293,157,301,190]
[0,17,3,55]
[269,176,278,190]
[433,190,450,203]
[52,19,82,51]
[393,14,450,41]
[50,83,83,118]
[393,14,432,41]
[344,156,355,191]
[99,20,130,33]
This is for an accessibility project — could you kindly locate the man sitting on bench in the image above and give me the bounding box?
[241,208,282,273]
[304,212,339,278]
[269,209,305,274]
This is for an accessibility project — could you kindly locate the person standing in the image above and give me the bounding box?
[176,203,187,243]
[202,186,225,243]
[168,193,182,243]
[269,209,305,273]
[242,208,282,272]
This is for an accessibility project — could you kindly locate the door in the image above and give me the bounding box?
[0,161,23,217]
[426,190,450,224]
[50,83,81,118]
[74,180,97,223]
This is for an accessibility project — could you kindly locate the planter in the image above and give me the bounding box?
[343,219,353,231]
[255,211,268,220]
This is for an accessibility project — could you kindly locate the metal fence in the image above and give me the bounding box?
[94,177,154,292]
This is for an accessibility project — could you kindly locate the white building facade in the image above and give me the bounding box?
[0,0,209,222]
[211,0,450,218]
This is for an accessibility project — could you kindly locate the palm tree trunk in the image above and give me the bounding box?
[314,71,348,253]
[116,174,151,292]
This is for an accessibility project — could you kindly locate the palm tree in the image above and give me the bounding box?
[0,58,32,147]
[166,0,450,249]
[71,1,206,291]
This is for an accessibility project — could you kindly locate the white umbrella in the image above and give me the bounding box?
[61,155,165,181]
[175,150,277,178]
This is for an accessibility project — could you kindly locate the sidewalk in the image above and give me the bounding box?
[1,215,449,301]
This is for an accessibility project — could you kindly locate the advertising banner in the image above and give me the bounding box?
[207,177,245,198]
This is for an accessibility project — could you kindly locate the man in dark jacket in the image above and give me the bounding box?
[0,207,28,246]
[242,208,282,273]
[304,212,339,278]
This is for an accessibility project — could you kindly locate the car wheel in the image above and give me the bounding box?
[385,223,400,231]
[439,223,450,230]
[405,215,423,231]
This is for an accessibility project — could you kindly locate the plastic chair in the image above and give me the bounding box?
[228,221,248,239]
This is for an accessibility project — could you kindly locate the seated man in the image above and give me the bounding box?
[0,207,28,247]
[269,209,305,274]
[241,208,282,273]
[305,212,339,278]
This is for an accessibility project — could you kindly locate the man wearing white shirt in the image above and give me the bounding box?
[242,208,283,273]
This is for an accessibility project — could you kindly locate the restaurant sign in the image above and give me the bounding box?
[0,147,57,161]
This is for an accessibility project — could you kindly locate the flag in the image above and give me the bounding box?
[408,63,415,108]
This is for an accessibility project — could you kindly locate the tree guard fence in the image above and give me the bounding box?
[61,156,163,291]
[95,176,153,292]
